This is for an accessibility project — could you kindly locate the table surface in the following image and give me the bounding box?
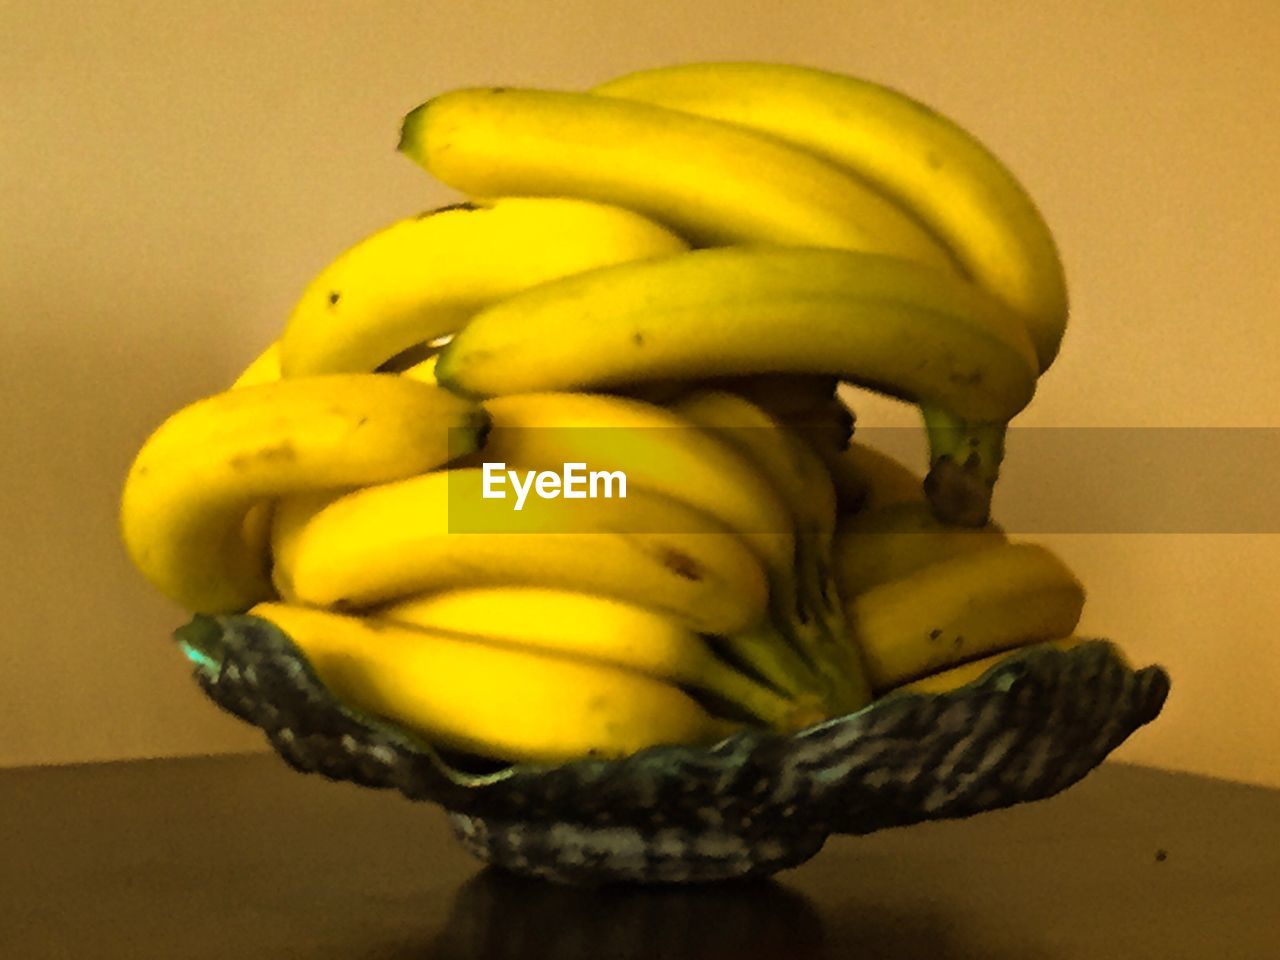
[2,753,1276,959]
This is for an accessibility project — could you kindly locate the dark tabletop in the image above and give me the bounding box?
[2,753,1275,959]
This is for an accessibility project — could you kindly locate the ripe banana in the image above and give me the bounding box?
[845,541,1086,691]
[435,247,1039,425]
[120,376,488,613]
[400,353,439,384]
[477,392,796,579]
[230,340,282,388]
[272,467,769,636]
[889,636,1091,695]
[267,487,348,602]
[467,394,824,702]
[669,389,836,595]
[279,197,688,377]
[229,341,284,555]
[833,500,1006,597]
[593,61,1068,372]
[398,87,956,269]
[380,588,815,731]
[826,441,926,514]
[250,602,742,764]
[671,389,871,712]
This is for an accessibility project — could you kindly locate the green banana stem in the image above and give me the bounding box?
[717,616,825,704]
[774,550,871,715]
[793,533,874,714]
[920,405,1009,527]
[691,654,822,734]
[811,575,873,712]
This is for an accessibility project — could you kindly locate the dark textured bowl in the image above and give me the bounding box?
[175,614,1169,885]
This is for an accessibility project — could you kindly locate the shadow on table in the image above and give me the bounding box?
[366,867,822,960]
[360,866,1059,960]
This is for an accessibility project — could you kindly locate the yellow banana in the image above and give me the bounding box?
[670,389,871,712]
[827,441,926,514]
[670,390,836,551]
[477,391,795,581]
[279,197,688,377]
[890,636,1091,695]
[230,340,282,389]
[476,388,827,710]
[436,247,1038,424]
[250,602,741,764]
[120,376,487,613]
[846,541,1086,691]
[834,501,1006,597]
[400,353,439,384]
[229,341,284,555]
[668,390,836,596]
[399,87,956,269]
[273,467,769,636]
[381,588,814,731]
[267,488,349,602]
[594,61,1068,371]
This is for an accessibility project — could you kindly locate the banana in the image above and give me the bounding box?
[229,341,285,555]
[671,389,871,711]
[435,247,1039,424]
[267,488,349,602]
[888,636,1091,696]
[467,392,829,703]
[120,376,488,613]
[401,353,439,384]
[279,197,688,377]
[477,391,796,581]
[826,441,926,514]
[250,602,742,764]
[273,467,769,636]
[593,63,1072,525]
[845,541,1086,691]
[833,500,1006,597]
[380,588,815,731]
[668,389,836,593]
[398,87,956,269]
[230,340,282,389]
[593,61,1068,372]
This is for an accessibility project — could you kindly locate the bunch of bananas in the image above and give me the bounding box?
[120,62,1110,767]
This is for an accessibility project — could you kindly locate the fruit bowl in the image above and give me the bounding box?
[177,614,1169,885]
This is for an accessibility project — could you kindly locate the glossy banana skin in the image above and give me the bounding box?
[119,376,487,613]
[436,247,1038,422]
[249,601,742,765]
[270,467,770,637]
[119,60,1149,794]
[399,87,955,267]
[844,541,1086,691]
[593,61,1068,373]
[279,197,688,377]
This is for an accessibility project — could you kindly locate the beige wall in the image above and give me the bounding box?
[4,1,1277,783]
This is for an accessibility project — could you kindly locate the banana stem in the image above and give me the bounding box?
[693,658,825,734]
[715,620,825,704]
[812,577,874,711]
[920,406,1009,527]
[783,528,873,715]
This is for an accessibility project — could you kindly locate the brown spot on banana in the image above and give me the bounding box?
[659,547,704,582]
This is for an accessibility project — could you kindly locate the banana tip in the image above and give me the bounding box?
[397,102,429,156]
